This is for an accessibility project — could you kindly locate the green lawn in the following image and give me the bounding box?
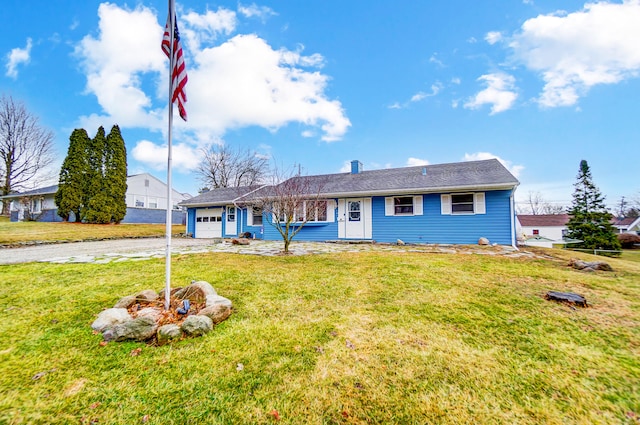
[0,220,186,245]
[0,247,638,424]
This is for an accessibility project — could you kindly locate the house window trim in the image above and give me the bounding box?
[272,199,333,224]
[227,206,236,222]
[384,196,423,216]
[441,193,486,215]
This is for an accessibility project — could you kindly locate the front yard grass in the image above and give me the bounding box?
[0,221,186,245]
[0,249,638,424]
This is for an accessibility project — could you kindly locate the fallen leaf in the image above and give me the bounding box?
[89,402,101,409]
[270,409,280,421]
[32,371,47,380]
[236,363,244,371]
[142,414,150,423]
[130,348,142,357]
[342,411,349,418]
[99,341,108,347]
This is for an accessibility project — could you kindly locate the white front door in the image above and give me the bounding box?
[339,198,372,239]
[195,208,222,238]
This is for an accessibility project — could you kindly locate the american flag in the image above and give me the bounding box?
[162,11,188,121]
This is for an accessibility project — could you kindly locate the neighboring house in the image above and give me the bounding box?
[2,173,191,224]
[517,214,570,241]
[612,216,640,235]
[180,159,520,246]
[517,214,640,247]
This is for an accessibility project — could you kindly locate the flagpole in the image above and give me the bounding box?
[164,0,176,311]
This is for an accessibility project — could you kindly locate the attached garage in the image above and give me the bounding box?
[195,208,222,238]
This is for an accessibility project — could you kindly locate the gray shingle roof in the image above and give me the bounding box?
[193,159,519,205]
[179,185,263,206]
[0,184,58,199]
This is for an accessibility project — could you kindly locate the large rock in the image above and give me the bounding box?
[136,307,161,322]
[569,258,613,272]
[181,315,213,336]
[91,308,131,332]
[478,237,490,246]
[103,316,158,342]
[136,289,159,302]
[206,294,232,309]
[113,295,136,309]
[198,304,232,324]
[173,281,217,303]
[157,324,183,346]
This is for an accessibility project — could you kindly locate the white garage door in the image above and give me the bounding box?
[195,208,222,238]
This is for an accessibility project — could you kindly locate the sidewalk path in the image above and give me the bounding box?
[0,238,532,265]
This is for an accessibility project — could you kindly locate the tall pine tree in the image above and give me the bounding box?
[566,160,620,251]
[83,126,111,223]
[104,125,127,223]
[55,129,90,222]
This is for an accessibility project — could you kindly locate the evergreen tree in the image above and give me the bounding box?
[55,129,90,222]
[83,127,111,223]
[566,160,621,251]
[104,125,128,223]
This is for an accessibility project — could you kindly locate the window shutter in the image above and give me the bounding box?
[475,193,486,214]
[441,194,452,215]
[326,200,335,222]
[413,196,423,216]
[246,207,253,226]
[337,199,346,238]
[385,197,394,216]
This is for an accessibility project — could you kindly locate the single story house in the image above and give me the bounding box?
[180,159,520,246]
[517,214,640,245]
[2,173,191,224]
[517,214,570,241]
[612,216,640,235]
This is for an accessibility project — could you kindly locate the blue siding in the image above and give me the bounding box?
[371,190,514,245]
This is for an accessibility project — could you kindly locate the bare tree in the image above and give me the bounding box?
[255,169,326,254]
[0,96,55,215]
[518,190,565,215]
[197,144,269,189]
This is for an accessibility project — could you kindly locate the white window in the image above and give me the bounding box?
[384,196,423,216]
[440,193,486,215]
[247,207,262,226]
[148,198,158,209]
[135,197,145,208]
[227,206,235,222]
[306,200,328,222]
[31,198,42,213]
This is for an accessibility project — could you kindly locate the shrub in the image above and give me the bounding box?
[618,233,640,249]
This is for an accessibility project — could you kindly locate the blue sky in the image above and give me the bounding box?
[2,0,638,212]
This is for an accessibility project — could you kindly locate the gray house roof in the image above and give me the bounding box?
[183,159,519,206]
[1,185,58,200]
[179,185,264,207]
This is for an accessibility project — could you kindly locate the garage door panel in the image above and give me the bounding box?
[195,209,222,238]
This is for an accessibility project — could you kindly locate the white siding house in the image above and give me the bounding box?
[126,173,191,210]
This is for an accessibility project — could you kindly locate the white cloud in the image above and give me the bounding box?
[464,73,518,114]
[238,3,277,20]
[407,157,430,166]
[463,152,524,178]
[181,8,237,52]
[429,54,444,67]
[74,3,351,170]
[132,140,200,171]
[5,38,32,79]
[485,31,503,45]
[451,77,461,85]
[510,1,640,107]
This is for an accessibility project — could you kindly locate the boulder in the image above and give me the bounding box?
[91,308,132,332]
[157,324,183,346]
[569,258,613,272]
[206,294,233,309]
[103,316,158,342]
[181,315,213,336]
[136,289,159,302]
[198,304,232,324]
[232,238,250,245]
[136,307,161,322]
[478,237,490,246]
[173,281,217,303]
[113,295,137,309]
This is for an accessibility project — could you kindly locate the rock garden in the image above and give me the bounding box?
[91,280,232,345]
